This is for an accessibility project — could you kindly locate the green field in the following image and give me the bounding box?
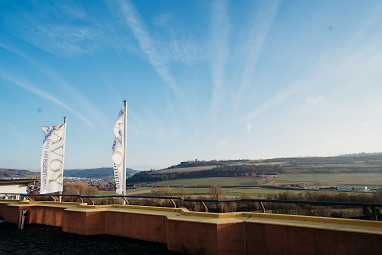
[99,187,152,196]
[99,155,382,199]
[128,172,382,198]
[133,173,382,192]
[146,177,258,186]
[275,173,382,186]
[158,165,218,173]
[134,186,373,198]
[170,187,308,197]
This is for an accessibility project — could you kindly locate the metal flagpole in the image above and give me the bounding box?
[60,116,67,203]
[122,101,127,205]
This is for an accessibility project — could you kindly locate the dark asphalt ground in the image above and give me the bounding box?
[0,222,181,255]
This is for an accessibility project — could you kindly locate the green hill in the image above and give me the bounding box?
[127,153,382,184]
[128,163,285,183]
[0,168,39,178]
[0,167,139,180]
[65,167,139,179]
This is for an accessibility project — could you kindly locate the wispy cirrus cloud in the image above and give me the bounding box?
[0,120,22,138]
[240,2,382,124]
[217,136,230,150]
[233,0,280,107]
[241,80,301,122]
[0,43,106,128]
[153,13,171,27]
[0,68,93,127]
[241,40,382,123]
[239,59,328,122]
[157,36,205,64]
[0,120,17,129]
[56,1,89,20]
[209,0,231,118]
[26,25,103,56]
[306,96,323,105]
[113,0,178,94]
[349,1,382,43]
[3,1,104,57]
[152,12,206,64]
[41,70,108,128]
[246,123,252,133]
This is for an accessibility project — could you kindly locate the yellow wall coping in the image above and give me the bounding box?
[78,204,114,209]
[2,200,382,229]
[115,204,181,212]
[180,211,251,218]
[250,212,382,228]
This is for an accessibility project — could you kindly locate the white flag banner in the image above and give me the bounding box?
[112,108,125,194]
[40,123,66,194]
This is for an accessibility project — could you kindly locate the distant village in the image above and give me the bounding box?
[289,184,381,192]
[27,177,118,193]
[3,175,381,194]
[23,176,382,193]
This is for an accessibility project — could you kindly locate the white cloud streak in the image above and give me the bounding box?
[0,43,106,128]
[240,4,382,123]
[0,68,93,127]
[241,81,301,122]
[0,120,18,129]
[233,0,279,107]
[217,137,230,150]
[115,0,178,94]
[210,0,231,117]
[0,121,22,138]
[305,96,322,105]
[241,41,382,122]
[157,36,205,64]
[40,70,107,127]
[153,13,171,27]
[246,123,252,133]
[6,1,104,57]
[26,25,102,56]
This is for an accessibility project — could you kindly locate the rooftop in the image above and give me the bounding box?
[0,222,179,255]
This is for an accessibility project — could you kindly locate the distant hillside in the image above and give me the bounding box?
[128,153,382,184]
[65,167,139,179]
[262,153,382,174]
[128,164,286,183]
[0,167,139,180]
[0,169,39,178]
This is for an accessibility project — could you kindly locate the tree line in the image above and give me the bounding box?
[128,164,286,183]
[0,169,36,178]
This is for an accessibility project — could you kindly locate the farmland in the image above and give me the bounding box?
[144,176,258,186]
[275,173,382,186]
[124,154,382,198]
[130,173,382,197]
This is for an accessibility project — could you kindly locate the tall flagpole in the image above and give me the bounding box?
[60,116,67,202]
[123,100,127,204]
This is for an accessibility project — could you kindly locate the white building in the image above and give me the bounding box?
[0,179,36,199]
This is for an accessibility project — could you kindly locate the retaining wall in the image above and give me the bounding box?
[1,199,382,255]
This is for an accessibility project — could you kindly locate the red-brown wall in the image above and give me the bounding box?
[62,210,105,235]
[106,212,166,243]
[2,201,382,255]
[167,220,219,254]
[2,204,31,224]
[29,206,64,227]
[244,222,382,255]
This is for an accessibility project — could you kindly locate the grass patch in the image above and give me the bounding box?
[171,187,306,197]
[171,187,374,198]
[146,177,258,186]
[157,165,219,173]
[98,187,151,195]
[275,173,382,186]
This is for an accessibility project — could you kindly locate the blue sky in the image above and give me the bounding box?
[1,0,382,171]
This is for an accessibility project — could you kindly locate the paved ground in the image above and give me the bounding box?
[0,222,180,255]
